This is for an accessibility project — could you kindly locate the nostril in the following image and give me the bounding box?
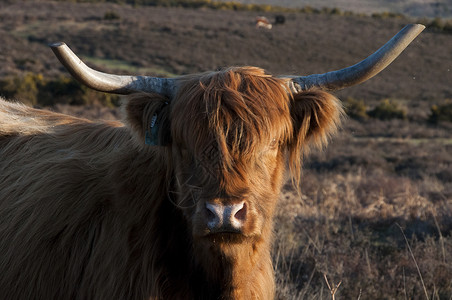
[205,206,216,222]
[205,202,222,230]
[228,201,246,230]
[233,202,247,222]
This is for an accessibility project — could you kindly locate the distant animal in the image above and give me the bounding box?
[0,24,424,300]
[256,16,272,29]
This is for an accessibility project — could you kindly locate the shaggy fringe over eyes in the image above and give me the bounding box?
[124,70,343,188]
[288,89,344,184]
[171,67,292,169]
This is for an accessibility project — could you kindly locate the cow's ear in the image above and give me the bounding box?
[287,90,343,175]
[125,93,171,146]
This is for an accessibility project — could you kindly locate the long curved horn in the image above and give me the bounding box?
[287,24,425,92]
[50,42,176,97]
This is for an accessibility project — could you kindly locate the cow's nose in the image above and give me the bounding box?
[205,201,247,233]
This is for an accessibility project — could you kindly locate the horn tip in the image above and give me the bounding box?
[414,23,426,29]
[407,23,426,32]
[49,42,67,49]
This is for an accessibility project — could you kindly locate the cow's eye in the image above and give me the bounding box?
[269,138,279,149]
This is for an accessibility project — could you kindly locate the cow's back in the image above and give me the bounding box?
[0,99,143,299]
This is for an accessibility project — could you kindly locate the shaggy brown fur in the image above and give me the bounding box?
[0,67,342,300]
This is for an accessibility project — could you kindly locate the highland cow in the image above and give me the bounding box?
[0,24,424,299]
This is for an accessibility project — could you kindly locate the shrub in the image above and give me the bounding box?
[37,75,85,106]
[300,5,315,14]
[320,7,343,16]
[428,101,452,123]
[430,17,445,30]
[0,73,120,108]
[344,97,368,120]
[425,17,452,34]
[0,73,44,105]
[371,11,404,19]
[330,7,342,15]
[444,21,452,33]
[368,99,406,120]
[104,11,120,20]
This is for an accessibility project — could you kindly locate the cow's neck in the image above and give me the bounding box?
[193,233,275,299]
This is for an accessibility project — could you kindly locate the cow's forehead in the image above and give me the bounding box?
[170,67,293,156]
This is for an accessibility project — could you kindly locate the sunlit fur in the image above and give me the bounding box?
[0,67,342,300]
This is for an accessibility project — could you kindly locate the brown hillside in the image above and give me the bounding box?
[0,1,451,104]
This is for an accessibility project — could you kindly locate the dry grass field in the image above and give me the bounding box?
[0,1,451,298]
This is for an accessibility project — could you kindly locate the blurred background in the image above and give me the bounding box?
[0,0,451,298]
